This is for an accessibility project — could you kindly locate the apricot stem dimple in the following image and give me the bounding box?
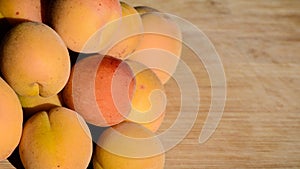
[41,111,52,131]
[30,82,45,97]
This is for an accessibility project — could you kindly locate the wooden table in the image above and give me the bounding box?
[1,0,300,168]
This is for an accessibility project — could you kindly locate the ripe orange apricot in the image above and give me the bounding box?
[19,107,93,169]
[129,12,182,84]
[105,1,143,59]
[63,55,135,126]
[126,60,166,132]
[93,122,165,169]
[18,94,63,119]
[49,0,122,53]
[0,77,23,160]
[0,22,70,97]
[0,0,42,24]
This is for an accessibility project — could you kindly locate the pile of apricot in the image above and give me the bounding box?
[0,1,182,169]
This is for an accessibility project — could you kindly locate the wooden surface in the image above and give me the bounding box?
[1,0,300,168]
[0,161,14,169]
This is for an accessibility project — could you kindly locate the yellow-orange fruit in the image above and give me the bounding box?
[49,0,122,53]
[134,6,159,15]
[18,94,63,118]
[0,77,23,160]
[19,107,93,169]
[105,1,143,59]
[0,22,70,97]
[126,60,166,132]
[94,162,104,169]
[0,0,42,24]
[93,122,165,169]
[63,55,135,126]
[129,12,182,84]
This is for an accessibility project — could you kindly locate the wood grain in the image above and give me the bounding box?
[0,160,14,169]
[1,0,300,168]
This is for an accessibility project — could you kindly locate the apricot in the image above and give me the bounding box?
[0,22,70,97]
[49,0,122,53]
[134,6,159,14]
[0,77,23,160]
[0,0,42,24]
[93,122,165,169]
[63,55,135,126]
[126,60,166,132]
[18,94,63,118]
[105,1,143,59]
[19,107,92,169]
[129,12,182,84]
[94,162,104,169]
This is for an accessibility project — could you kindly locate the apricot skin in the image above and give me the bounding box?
[63,55,135,126]
[0,77,23,160]
[93,122,165,169]
[18,94,63,119]
[130,12,182,84]
[106,1,143,59]
[0,0,42,24]
[49,0,122,53]
[0,22,70,97]
[126,60,166,132]
[19,107,93,169]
